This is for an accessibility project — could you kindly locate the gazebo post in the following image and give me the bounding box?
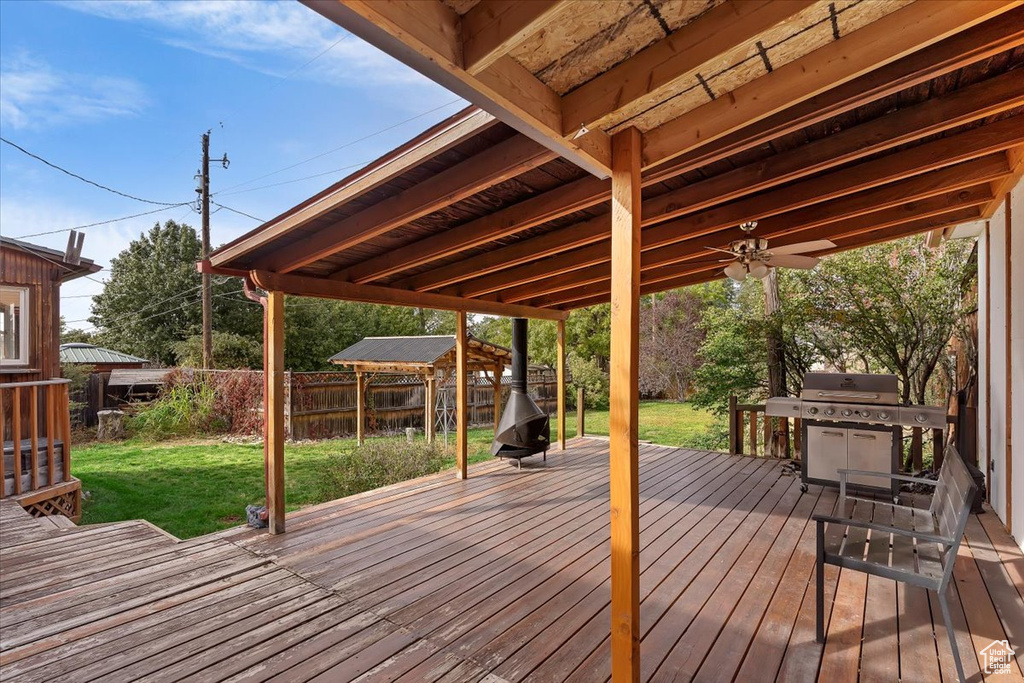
[356,370,365,446]
[266,290,286,535]
[492,363,502,434]
[609,127,642,683]
[424,371,435,444]
[455,311,468,479]
[557,318,566,450]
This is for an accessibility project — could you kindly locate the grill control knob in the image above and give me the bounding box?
[877,410,890,420]
[841,409,853,417]
[860,409,872,418]
[823,407,836,417]
[915,414,928,424]
[807,407,818,415]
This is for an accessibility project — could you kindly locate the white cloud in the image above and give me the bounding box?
[0,52,150,129]
[56,0,439,90]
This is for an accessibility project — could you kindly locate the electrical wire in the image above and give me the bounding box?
[210,201,263,222]
[214,159,371,197]
[0,137,187,206]
[10,204,192,239]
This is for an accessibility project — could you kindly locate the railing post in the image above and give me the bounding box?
[61,383,72,483]
[577,386,585,437]
[0,387,5,497]
[728,395,738,455]
[749,410,757,457]
[29,385,39,490]
[13,387,22,494]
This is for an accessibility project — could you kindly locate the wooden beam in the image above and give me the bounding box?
[266,290,286,534]
[356,370,366,446]
[335,175,609,284]
[446,117,1024,295]
[462,1,568,75]
[249,270,567,321]
[307,0,612,176]
[561,0,815,134]
[262,135,555,273]
[211,108,496,268]
[455,311,469,479]
[608,127,641,683]
[415,112,1024,296]
[643,8,1024,183]
[641,0,1020,167]
[556,318,566,451]
[983,145,1024,218]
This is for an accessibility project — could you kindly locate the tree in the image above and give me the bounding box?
[89,220,260,365]
[59,317,94,345]
[639,289,705,400]
[174,331,262,369]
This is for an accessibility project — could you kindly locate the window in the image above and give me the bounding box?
[0,286,29,366]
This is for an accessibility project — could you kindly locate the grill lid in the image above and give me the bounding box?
[800,372,899,405]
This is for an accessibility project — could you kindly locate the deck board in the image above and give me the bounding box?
[2,439,1022,682]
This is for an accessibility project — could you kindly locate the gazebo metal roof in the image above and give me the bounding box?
[59,343,148,366]
[328,334,510,367]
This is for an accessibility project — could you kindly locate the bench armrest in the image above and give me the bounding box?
[813,514,953,546]
[836,469,939,486]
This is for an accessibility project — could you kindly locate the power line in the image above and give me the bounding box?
[10,204,191,239]
[0,137,187,206]
[215,159,371,197]
[211,201,263,222]
[214,98,462,195]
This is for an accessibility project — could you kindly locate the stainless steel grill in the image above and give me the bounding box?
[766,372,947,497]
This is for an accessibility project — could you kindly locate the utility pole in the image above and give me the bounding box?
[200,131,213,370]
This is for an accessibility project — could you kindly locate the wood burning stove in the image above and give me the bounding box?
[491,318,549,466]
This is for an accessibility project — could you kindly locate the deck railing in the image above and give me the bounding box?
[1,379,72,497]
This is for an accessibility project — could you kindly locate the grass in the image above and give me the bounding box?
[74,401,718,539]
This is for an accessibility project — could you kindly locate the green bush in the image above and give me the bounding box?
[313,439,448,502]
[128,380,221,438]
[568,352,609,409]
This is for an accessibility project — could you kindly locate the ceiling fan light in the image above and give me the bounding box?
[748,261,770,279]
[724,261,747,281]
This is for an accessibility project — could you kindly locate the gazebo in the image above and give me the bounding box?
[328,334,512,444]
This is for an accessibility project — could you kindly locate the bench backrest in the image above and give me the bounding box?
[930,445,977,586]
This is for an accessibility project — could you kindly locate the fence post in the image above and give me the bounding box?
[728,395,738,455]
[577,386,585,437]
[284,371,292,441]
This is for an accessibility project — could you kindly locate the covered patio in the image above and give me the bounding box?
[193,1,1024,680]
[1,441,1022,681]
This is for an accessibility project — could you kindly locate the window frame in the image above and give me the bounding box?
[0,285,31,367]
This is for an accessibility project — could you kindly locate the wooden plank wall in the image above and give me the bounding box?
[0,248,62,383]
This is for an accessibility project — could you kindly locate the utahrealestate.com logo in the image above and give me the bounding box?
[980,639,1016,675]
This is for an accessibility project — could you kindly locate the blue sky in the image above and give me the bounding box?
[0,0,465,329]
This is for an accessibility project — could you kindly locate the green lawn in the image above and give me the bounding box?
[74,401,720,539]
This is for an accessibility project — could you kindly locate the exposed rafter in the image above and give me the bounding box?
[462,1,569,75]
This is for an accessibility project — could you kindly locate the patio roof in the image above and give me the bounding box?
[328,334,511,375]
[207,4,1024,318]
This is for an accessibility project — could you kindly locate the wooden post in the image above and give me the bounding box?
[267,290,286,534]
[456,311,468,479]
[577,386,585,437]
[0,388,5,497]
[492,365,502,434]
[61,383,71,482]
[728,395,739,455]
[29,385,39,491]
[12,387,22,495]
[557,318,566,451]
[609,126,641,683]
[424,374,435,444]
[356,370,365,446]
[45,386,55,486]
[749,411,758,456]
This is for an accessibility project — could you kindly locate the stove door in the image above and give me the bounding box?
[848,428,893,487]
[806,426,847,482]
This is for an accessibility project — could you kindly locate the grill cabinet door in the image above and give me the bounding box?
[847,428,892,487]
[806,426,848,483]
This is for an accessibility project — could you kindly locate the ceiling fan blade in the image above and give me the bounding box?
[769,239,836,256]
[768,254,820,269]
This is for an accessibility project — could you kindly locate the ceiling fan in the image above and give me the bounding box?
[704,221,836,282]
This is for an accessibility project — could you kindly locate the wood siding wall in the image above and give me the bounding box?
[1,247,62,383]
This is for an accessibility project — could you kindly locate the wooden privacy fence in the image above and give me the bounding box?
[727,395,958,470]
[286,370,557,441]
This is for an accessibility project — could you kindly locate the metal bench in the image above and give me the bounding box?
[814,445,977,682]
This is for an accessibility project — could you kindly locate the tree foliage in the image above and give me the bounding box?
[174,331,263,369]
[639,289,709,400]
[89,220,260,365]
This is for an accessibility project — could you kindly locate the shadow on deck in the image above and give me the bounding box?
[1,438,1021,681]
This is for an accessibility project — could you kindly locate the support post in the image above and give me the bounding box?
[577,386,585,437]
[356,370,365,446]
[557,318,566,451]
[609,126,642,683]
[424,374,435,444]
[728,395,739,455]
[266,290,286,534]
[492,364,502,434]
[456,311,469,479]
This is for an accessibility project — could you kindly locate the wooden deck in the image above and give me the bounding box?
[1,439,1021,681]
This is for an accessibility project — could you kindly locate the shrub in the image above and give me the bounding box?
[128,378,220,438]
[313,439,448,502]
[568,352,609,409]
[174,331,262,369]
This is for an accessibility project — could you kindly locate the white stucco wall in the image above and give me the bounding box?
[977,175,1024,552]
